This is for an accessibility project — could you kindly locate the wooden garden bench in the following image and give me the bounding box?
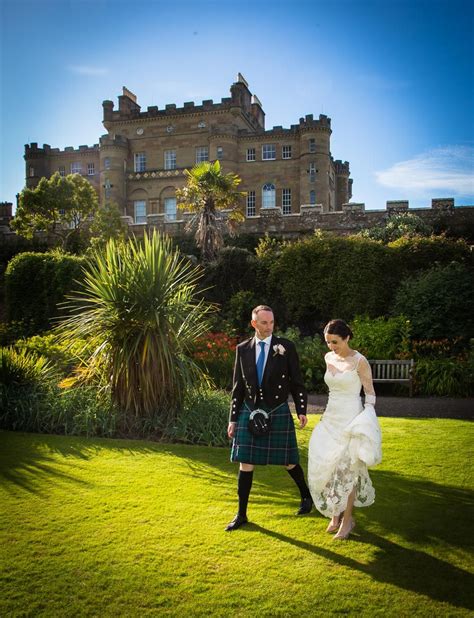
[368,359,415,397]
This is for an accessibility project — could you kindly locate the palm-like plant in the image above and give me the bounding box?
[56,231,213,430]
[176,160,245,262]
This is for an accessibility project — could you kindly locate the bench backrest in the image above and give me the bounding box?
[368,359,414,381]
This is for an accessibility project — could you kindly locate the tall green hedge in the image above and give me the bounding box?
[4,251,86,335]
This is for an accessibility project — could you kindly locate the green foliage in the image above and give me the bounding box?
[14,333,87,376]
[351,315,412,359]
[392,262,474,339]
[4,250,85,336]
[13,172,99,250]
[359,213,432,243]
[190,332,237,390]
[414,356,474,397]
[87,201,127,250]
[276,327,327,392]
[225,290,259,334]
[0,346,57,389]
[176,160,245,262]
[264,232,395,329]
[158,388,230,446]
[202,246,259,306]
[388,234,472,278]
[0,382,118,436]
[55,231,214,429]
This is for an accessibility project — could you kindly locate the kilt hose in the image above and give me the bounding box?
[231,402,300,466]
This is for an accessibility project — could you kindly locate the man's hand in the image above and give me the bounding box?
[297,414,308,429]
[227,422,236,439]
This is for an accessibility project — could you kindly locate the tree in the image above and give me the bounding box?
[12,172,99,250]
[359,213,432,243]
[88,201,127,250]
[176,160,245,262]
[56,231,214,431]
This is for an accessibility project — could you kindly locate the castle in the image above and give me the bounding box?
[24,74,352,227]
[16,74,472,242]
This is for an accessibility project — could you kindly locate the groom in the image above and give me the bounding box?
[226,305,313,531]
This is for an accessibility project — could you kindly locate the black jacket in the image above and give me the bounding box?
[229,335,307,422]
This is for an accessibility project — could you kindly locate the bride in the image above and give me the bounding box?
[308,319,382,540]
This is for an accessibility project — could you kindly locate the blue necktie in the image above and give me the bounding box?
[256,341,266,386]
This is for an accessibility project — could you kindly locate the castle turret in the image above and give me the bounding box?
[99,134,129,210]
[334,160,351,211]
[298,115,332,212]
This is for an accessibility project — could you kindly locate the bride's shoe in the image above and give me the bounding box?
[326,511,344,533]
[333,518,355,540]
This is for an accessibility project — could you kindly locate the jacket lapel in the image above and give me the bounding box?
[242,338,257,386]
[262,336,276,385]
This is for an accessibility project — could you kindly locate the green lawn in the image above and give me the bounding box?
[1,417,473,617]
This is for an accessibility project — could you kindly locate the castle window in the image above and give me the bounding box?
[246,148,256,162]
[58,166,65,177]
[262,183,276,208]
[309,138,316,153]
[196,146,209,163]
[262,144,276,161]
[216,146,223,160]
[164,197,177,221]
[282,188,292,215]
[164,150,176,170]
[134,200,147,224]
[246,191,256,217]
[134,153,146,172]
[309,190,316,205]
[104,158,111,170]
[309,162,316,183]
[87,163,95,176]
[71,162,82,174]
[282,145,292,160]
[29,167,35,177]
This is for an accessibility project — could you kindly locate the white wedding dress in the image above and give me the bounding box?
[308,351,382,518]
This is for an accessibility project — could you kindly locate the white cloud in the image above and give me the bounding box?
[376,146,474,197]
[68,65,109,76]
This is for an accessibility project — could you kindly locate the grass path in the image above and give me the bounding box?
[1,417,473,617]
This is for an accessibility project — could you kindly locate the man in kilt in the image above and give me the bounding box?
[226,305,313,531]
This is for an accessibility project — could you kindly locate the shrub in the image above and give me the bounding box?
[265,232,396,330]
[202,247,259,307]
[225,290,259,335]
[0,347,58,389]
[359,213,432,242]
[14,333,86,376]
[276,327,327,392]
[191,332,238,389]
[158,388,230,447]
[351,315,412,359]
[0,382,119,437]
[392,262,474,339]
[414,356,474,397]
[4,251,85,335]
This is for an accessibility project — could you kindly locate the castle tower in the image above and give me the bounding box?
[298,114,332,212]
[334,160,351,211]
[99,132,129,210]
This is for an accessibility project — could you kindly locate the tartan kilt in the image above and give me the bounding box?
[230,402,300,465]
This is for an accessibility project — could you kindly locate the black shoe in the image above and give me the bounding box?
[296,497,313,515]
[225,514,248,531]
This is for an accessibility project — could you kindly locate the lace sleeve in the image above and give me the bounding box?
[357,355,376,405]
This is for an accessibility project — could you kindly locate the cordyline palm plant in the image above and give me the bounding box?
[176,160,245,262]
[56,231,213,431]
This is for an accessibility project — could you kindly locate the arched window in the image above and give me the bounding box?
[309,190,316,205]
[262,183,276,209]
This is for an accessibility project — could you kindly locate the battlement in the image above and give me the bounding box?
[99,134,129,147]
[25,142,99,157]
[298,114,331,130]
[334,160,350,174]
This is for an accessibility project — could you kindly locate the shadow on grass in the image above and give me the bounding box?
[244,523,474,611]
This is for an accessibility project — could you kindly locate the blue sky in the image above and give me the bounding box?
[1,0,473,211]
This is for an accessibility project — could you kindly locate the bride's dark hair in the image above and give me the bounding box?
[324,319,353,340]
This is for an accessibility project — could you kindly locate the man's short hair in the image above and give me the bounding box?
[252,305,273,320]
